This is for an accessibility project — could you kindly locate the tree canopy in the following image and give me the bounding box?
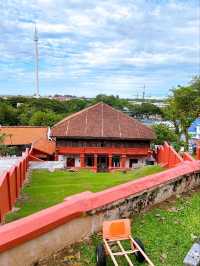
[164,76,200,147]
[0,76,199,152]
[152,124,177,145]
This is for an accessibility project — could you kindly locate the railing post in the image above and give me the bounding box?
[14,166,18,198]
[6,172,12,211]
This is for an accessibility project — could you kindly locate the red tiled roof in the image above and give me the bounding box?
[32,137,56,155]
[0,126,48,145]
[0,126,55,155]
[51,102,155,140]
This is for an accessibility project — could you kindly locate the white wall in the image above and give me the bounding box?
[126,156,146,169]
[75,155,80,167]
[30,161,65,169]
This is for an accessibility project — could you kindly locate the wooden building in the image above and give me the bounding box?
[51,102,155,172]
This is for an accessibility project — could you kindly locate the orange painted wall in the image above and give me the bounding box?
[0,172,10,222]
[0,149,30,223]
[7,167,17,208]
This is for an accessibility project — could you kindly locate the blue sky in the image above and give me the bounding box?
[0,0,199,98]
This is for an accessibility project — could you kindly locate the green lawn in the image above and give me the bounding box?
[6,165,163,222]
[38,188,200,266]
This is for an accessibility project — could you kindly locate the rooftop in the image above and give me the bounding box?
[51,102,155,140]
[0,126,48,146]
[0,126,55,156]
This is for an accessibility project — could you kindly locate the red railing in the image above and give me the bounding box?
[0,149,30,223]
[157,142,183,168]
[183,152,195,162]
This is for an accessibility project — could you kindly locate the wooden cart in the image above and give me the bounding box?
[96,219,155,266]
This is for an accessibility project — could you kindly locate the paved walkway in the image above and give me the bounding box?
[0,157,21,176]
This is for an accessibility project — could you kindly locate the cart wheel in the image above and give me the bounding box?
[134,237,145,263]
[96,243,107,266]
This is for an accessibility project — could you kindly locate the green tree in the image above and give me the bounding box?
[0,133,8,156]
[129,102,162,118]
[153,124,177,145]
[162,98,180,140]
[0,133,18,156]
[0,103,19,125]
[64,99,89,114]
[29,111,63,127]
[164,76,200,147]
[92,94,129,111]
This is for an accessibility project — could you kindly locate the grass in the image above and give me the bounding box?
[38,188,200,266]
[6,165,163,222]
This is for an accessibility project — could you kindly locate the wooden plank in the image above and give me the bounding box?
[113,250,135,256]
[103,239,119,266]
[117,241,134,266]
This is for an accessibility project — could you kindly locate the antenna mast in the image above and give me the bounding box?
[142,84,145,100]
[34,23,39,98]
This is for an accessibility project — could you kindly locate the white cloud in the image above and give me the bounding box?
[0,0,199,97]
[19,21,72,34]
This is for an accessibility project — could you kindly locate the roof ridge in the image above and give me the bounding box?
[52,102,103,128]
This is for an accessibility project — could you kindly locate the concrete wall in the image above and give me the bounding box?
[0,160,200,266]
[125,156,146,168]
[57,155,80,167]
[29,161,65,170]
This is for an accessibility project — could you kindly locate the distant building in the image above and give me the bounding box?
[188,117,200,140]
[0,126,55,159]
[51,102,155,172]
[188,118,200,153]
[49,94,77,101]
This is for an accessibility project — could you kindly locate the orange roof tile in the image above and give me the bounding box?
[0,126,48,145]
[32,137,56,155]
